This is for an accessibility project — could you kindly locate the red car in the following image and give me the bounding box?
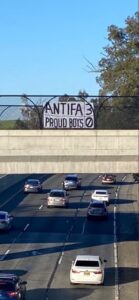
[102,174,116,184]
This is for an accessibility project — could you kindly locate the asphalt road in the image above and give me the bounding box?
[0,173,138,300]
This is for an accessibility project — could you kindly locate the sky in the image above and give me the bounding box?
[0,0,138,104]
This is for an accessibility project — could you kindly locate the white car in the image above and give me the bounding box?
[70,255,106,285]
[91,189,110,204]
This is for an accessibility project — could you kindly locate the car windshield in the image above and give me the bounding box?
[0,214,6,220]
[50,191,64,197]
[0,281,15,291]
[96,191,107,195]
[27,180,39,186]
[65,176,77,181]
[75,260,99,267]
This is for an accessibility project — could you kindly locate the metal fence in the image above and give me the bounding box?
[0,95,138,129]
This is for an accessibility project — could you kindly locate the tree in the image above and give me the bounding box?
[20,95,44,129]
[96,12,139,96]
[88,12,139,128]
[14,118,28,129]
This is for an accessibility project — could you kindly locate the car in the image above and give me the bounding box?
[102,174,116,184]
[62,174,81,190]
[70,255,106,285]
[46,189,69,208]
[24,179,42,193]
[0,273,27,299]
[87,200,108,220]
[91,189,110,205]
[132,173,139,183]
[0,211,13,232]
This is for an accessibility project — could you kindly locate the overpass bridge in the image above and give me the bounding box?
[0,129,138,174]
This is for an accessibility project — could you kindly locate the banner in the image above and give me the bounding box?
[43,101,94,129]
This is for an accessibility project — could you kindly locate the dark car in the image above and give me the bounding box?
[0,273,27,299]
[133,173,139,183]
[62,174,81,190]
[24,179,42,193]
[102,174,116,184]
[87,200,108,220]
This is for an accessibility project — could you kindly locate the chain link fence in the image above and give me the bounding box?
[0,95,138,129]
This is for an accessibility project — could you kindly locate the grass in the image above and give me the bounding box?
[0,120,17,129]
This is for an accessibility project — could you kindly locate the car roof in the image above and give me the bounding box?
[75,255,100,261]
[50,189,65,193]
[93,190,108,193]
[27,179,39,182]
[65,174,77,178]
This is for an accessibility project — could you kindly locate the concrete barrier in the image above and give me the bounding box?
[0,130,138,173]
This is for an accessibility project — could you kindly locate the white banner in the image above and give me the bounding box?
[43,101,94,129]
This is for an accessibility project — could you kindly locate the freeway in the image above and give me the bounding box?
[0,173,138,300]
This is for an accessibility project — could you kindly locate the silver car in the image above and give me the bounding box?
[0,211,14,231]
[62,174,81,190]
[47,189,69,208]
[24,179,42,193]
[87,201,108,220]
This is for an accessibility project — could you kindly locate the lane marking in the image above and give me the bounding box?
[5,249,10,256]
[24,223,30,231]
[0,249,10,261]
[81,219,86,235]
[58,251,64,264]
[39,204,43,210]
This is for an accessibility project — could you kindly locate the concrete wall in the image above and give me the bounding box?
[0,130,138,173]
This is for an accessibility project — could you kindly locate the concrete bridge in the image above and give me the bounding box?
[0,130,138,174]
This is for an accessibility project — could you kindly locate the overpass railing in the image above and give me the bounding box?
[0,95,138,129]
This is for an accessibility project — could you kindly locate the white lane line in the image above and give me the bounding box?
[24,223,30,231]
[5,249,10,256]
[39,204,43,210]
[81,219,86,235]
[58,251,64,265]
[114,196,119,300]
[0,249,10,261]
